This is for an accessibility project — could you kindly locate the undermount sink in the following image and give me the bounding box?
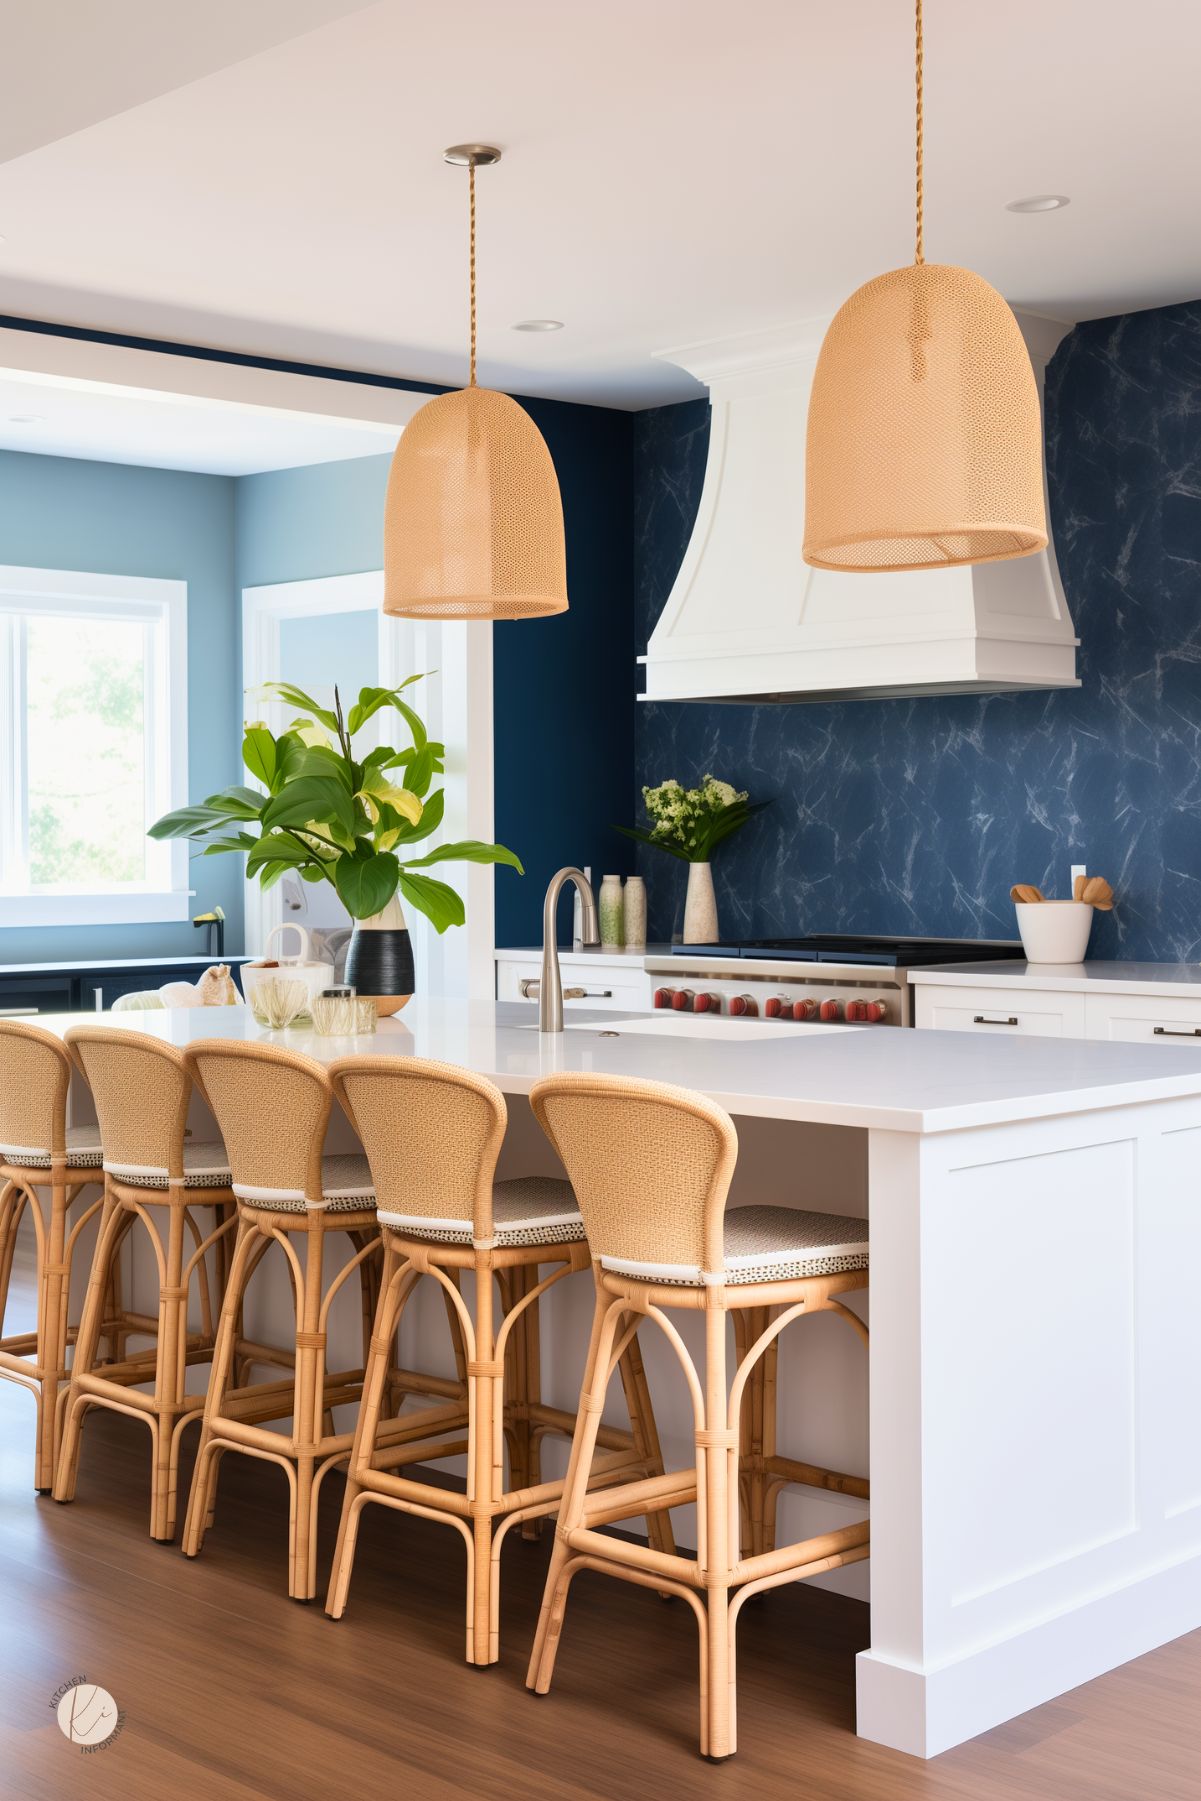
[519,1013,830,1040]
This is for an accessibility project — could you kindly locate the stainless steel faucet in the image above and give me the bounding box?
[537,867,599,1031]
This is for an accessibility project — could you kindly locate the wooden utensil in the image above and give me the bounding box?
[1081,876,1114,910]
[1073,873,1087,901]
[1010,884,1045,904]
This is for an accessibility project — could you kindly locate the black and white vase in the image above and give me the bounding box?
[344,895,415,1017]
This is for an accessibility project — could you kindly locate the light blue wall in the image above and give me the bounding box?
[235,455,389,589]
[0,449,243,964]
[277,608,378,696]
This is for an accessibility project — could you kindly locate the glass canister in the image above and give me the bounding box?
[311,986,358,1035]
[598,874,624,949]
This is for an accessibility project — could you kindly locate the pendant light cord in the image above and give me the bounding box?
[469,159,478,387]
[914,0,924,265]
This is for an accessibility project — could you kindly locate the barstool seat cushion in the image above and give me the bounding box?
[233,1151,376,1214]
[377,1174,584,1248]
[601,1205,869,1287]
[107,1139,232,1190]
[0,1122,105,1171]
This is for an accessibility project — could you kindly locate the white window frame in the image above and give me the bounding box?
[0,564,190,927]
[242,570,495,1000]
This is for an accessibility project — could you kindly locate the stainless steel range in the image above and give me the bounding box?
[644,934,1024,1028]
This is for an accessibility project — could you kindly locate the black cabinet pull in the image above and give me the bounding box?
[973,1014,1019,1026]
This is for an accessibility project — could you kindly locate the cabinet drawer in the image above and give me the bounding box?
[495,959,651,1011]
[1085,992,1201,1046]
[915,983,1085,1038]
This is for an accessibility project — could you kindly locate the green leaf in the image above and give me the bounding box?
[245,833,314,877]
[281,745,354,790]
[260,681,339,733]
[612,823,693,862]
[333,851,400,920]
[262,776,356,840]
[242,727,277,789]
[385,784,444,847]
[403,743,436,798]
[346,675,426,738]
[202,785,264,821]
[400,839,524,874]
[201,833,258,855]
[396,869,465,934]
[148,803,232,840]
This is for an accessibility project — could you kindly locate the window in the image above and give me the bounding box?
[0,566,188,926]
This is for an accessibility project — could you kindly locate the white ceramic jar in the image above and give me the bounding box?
[1014,901,1094,963]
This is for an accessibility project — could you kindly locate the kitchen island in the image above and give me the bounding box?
[41,999,1201,1758]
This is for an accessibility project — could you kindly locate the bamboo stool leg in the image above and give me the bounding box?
[519,1259,544,1540]
[0,1181,24,1323]
[527,1291,624,1693]
[325,1243,405,1620]
[53,1192,125,1504]
[615,1324,676,1561]
[182,1217,257,1558]
[468,1258,497,1664]
[702,1299,734,1762]
[288,1217,326,1601]
[148,1201,189,1541]
[500,1266,532,1517]
[34,1178,69,1492]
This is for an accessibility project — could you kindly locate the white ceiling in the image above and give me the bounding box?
[0,0,1199,410]
[0,369,400,474]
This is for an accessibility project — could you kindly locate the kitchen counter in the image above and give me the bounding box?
[912,958,1201,996]
[39,996,1201,1134]
[40,1000,1201,1760]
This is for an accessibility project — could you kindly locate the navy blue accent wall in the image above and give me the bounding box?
[633,301,1201,962]
[493,397,635,946]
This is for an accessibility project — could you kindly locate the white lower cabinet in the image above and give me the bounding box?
[1085,991,1201,1046]
[495,955,654,1013]
[914,983,1085,1039]
[916,980,1201,1045]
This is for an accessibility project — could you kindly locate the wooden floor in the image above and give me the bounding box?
[2,1298,1201,1800]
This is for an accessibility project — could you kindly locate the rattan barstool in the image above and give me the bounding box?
[52,1026,252,1540]
[322,1055,674,1666]
[0,1019,142,1491]
[524,1071,870,1761]
[179,1040,460,1602]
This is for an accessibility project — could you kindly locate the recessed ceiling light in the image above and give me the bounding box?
[7,413,44,424]
[512,318,564,332]
[1005,194,1070,213]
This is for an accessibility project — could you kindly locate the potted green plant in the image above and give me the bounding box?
[616,776,769,944]
[150,676,521,1012]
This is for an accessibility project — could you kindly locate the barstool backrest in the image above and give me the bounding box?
[530,1072,738,1280]
[184,1040,330,1207]
[329,1056,506,1243]
[65,1026,191,1183]
[0,1019,74,1166]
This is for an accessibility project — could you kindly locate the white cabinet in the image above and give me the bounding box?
[495,953,654,1013]
[914,982,1085,1039]
[1085,991,1201,1047]
[916,976,1201,1045]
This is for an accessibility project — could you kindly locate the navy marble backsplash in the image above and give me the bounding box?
[631,300,1201,963]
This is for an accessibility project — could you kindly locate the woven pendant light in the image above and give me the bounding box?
[383,146,568,620]
[803,1,1047,573]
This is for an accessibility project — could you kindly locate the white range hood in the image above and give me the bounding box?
[640,314,1079,704]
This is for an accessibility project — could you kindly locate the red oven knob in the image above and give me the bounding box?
[792,998,819,1021]
[671,988,694,1011]
[729,993,758,1017]
[693,992,721,1014]
[765,995,787,1018]
[845,1000,865,1021]
[818,998,843,1022]
[862,1000,888,1023]
[653,988,675,1009]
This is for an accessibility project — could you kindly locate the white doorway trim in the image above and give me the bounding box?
[241,570,495,999]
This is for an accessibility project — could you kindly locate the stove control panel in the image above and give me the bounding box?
[652,982,893,1024]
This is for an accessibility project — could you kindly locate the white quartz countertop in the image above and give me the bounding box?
[39,998,1201,1137]
[910,959,1201,997]
[494,945,668,964]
